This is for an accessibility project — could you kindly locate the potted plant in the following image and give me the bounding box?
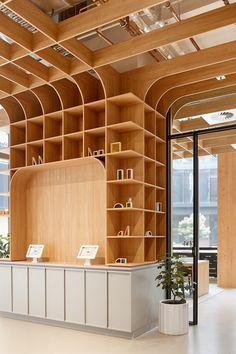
[155,255,193,335]
[0,233,10,259]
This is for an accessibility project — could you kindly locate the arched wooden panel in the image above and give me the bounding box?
[52,78,83,109]
[0,96,26,123]
[172,85,236,120]
[73,72,105,103]
[10,157,106,263]
[95,66,120,98]
[175,94,236,120]
[158,74,236,116]
[14,90,43,118]
[145,59,236,108]
[122,40,236,100]
[32,84,62,114]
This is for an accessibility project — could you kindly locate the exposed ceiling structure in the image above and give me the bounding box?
[0,0,236,158]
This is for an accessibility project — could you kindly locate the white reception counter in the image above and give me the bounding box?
[0,261,163,338]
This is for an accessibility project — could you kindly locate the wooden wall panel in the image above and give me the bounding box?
[10,158,106,264]
[218,152,236,287]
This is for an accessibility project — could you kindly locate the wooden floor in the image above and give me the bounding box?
[0,286,235,354]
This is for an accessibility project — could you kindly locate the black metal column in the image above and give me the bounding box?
[192,133,199,325]
[166,109,172,258]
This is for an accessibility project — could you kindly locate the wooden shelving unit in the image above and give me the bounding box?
[9,91,166,266]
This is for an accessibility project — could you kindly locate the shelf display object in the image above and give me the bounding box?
[5,78,166,266]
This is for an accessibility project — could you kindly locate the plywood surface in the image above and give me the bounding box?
[218,152,236,287]
[10,158,106,263]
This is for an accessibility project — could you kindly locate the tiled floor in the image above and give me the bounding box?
[0,288,235,354]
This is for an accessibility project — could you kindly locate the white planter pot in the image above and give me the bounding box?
[159,300,189,335]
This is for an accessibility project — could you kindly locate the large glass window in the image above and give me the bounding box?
[173,155,217,248]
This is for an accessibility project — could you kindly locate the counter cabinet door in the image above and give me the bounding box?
[85,270,107,328]
[65,269,85,324]
[28,267,46,318]
[108,271,131,332]
[0,266,12,312]
[46,268,64,321]
[12,266,28,315]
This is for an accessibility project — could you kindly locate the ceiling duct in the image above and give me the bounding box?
[0,4,38,33]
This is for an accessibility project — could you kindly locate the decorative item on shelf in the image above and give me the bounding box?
[32,157,37,165]
[126,168,134,179]
[117,225,131,236]
[114,202,124,208]
[156,202,162,212]
[115,257,127,264]
[111,142,121,153]
[145,230,153,237]
[124,225,130,236]
[38,155,43,164]
[117,169,124,180]
[88,147,93,156]
[26,244,44,263]
[77,245,99,266]
[92,149,104,156]
[126,197,133,208]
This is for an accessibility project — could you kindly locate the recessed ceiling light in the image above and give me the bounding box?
[216,75,226,81]
[167,54,172,60]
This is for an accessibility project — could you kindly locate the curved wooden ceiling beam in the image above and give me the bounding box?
[158,74,236,116]
[173,85,236,119]
[122,40,236,99]
[172,85,236,120]
[94,4,236,67]
[175,93,236,120]
[146,59,236,108]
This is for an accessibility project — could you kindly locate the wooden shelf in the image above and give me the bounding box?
[107,236,145,239]
[108,121,142,132]
[84,101,105,130]
[107,93,143,105]
[107,150,142,159]
[107,179,143,185]
[8,91,166,265]
[45,112,62,139]
[27,119,43,143]
[64,106,83,134]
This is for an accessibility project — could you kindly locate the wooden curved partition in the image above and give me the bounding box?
[14,91,43,119]
[52,78,83,109]
[32,85,62,114]
[0,96,26,123]
[10,158,106,263]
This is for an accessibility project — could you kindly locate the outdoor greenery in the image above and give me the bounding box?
[177,213,210,245]
[155,255,193,304]
[0,233,10,258]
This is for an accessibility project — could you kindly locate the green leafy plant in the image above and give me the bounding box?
[155,255,193,304]
[0,233,10,258]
